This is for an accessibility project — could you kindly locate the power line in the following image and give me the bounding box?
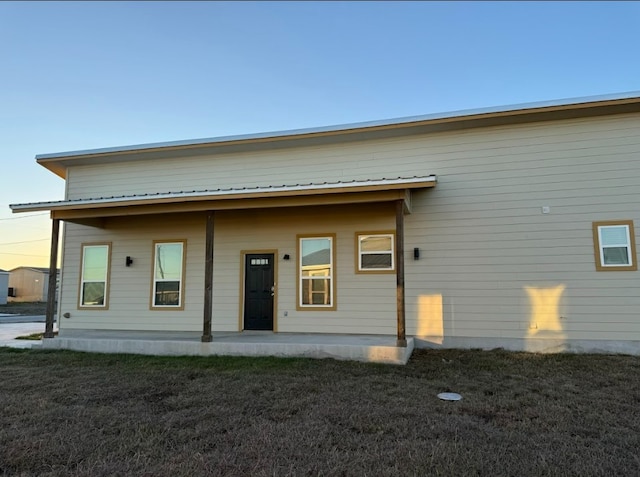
[0,213,49,221]
[0,238,49,247]
[0,252,48,257]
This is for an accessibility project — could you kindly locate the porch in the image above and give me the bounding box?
[40,330,415,365]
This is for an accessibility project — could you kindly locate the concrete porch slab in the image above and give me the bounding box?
[40,331,414,365]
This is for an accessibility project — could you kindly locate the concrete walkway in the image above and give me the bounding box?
[0,317,57,349]
[1,317,413,364]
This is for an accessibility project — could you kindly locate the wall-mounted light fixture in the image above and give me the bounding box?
[414,248,420,260]
[283,254,290,261]
[126,256,134,267]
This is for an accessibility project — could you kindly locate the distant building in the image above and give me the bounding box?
[8,267,59,302]
[0,269,8,305]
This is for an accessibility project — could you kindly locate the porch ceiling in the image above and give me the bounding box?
[10,175,436,223]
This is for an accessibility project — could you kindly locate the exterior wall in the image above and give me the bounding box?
[400,113,640,350]
[59,111,640,351]
[66,113,640,201]
[59,214,206,332]
[59,204,396,334]
[0,272,8,305]
[8,268,49,302]
[214,204,396,334]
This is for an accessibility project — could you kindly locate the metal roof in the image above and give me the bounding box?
[35,91,640,161]
[10,175,437,212]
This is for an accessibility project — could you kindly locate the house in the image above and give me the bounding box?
[0,269,8,305]
[7,267,59,303]
[9,92,640,362]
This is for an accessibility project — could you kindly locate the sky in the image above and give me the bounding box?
[1,1,639,270]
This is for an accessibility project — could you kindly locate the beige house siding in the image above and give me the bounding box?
[59,214,206,332]
[59,204,397,335]
[65,113,640,200]
[58,111,640,350]
[213,205,396,334]
[402,114,640,348]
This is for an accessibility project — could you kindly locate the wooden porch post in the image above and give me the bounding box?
[202,211,214,342]
[395,200,407,347]
[44,218,60,339]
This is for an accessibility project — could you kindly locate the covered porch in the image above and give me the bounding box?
[12,176,436,364]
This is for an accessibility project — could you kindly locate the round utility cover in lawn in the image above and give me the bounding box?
[438,392,462,401]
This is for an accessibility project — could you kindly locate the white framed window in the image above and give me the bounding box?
[356,232,395,273]
[152,240,186,309]
[79,243,111,308]
[297,234,336,310]
[593,220,637,271]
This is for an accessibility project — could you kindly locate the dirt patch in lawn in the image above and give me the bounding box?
[0,348,639,476]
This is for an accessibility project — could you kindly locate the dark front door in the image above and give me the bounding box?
[244,253,275,330]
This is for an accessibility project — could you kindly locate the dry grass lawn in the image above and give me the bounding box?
[1,348,639,476]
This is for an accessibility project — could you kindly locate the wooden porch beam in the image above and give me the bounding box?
[395,200,407,347]
[202,211,214,342]
[50,189,410,221]
[44,218,60,339]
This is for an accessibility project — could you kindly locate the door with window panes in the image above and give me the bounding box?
[244,254,275,330]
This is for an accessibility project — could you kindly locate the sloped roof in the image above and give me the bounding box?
[32,91,640,179]
[302,248,331,267]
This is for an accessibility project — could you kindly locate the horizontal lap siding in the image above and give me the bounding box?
[60,205,397,334]
[404,114,640,343]
[66,114,640,200]
[61,112,640,344]
[213,205,396,333]
[59,214,206,332]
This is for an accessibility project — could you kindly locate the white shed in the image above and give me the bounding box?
[0,269,8,305]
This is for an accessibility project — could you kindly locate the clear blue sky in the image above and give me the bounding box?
[1,1,639,269]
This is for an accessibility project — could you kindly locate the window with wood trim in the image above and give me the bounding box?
[356,232,395,272]
[79,243,111,308]
[593,220,637,271]
[298,235,335,310]
[152,240,186,308]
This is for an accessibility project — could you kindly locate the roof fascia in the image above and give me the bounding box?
[10,176,437,214]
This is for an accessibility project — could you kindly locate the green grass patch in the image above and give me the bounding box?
[14,331,58,340]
